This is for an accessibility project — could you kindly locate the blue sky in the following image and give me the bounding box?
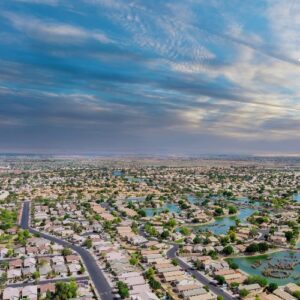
[0,0,299,155]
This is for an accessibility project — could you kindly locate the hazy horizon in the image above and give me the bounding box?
[0,1,299,154]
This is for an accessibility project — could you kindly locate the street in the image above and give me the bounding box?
[20,201,114,300]
[166,245,234,300]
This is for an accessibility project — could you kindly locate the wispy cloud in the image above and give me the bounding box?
[2,12,113,44]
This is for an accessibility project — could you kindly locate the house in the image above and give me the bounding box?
[239,284,263,296]
[39,283,56,298]
[131,291,160,300]
[24,257,36,268]
[0,247,8,258]
[22,285,38,300]
[124,275,146,287]
[181,288,208,299]
[188,292,217,300]
[65,255,80,264]
[68,263,81,275]
[285,283,300,295]
[39,263,52,277]
[22,266,37,277]
[52,263,68,276]
[51,256,65,265]
[7,268,22,280]
[2,287,19,300]
[259,293,282,300]
[9,259,22,269]
[273,288,296,300]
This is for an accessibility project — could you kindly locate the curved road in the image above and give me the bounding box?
[20,201,114,300]
[166,245,234,300]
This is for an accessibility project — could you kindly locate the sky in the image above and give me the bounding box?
[0,0,299,155]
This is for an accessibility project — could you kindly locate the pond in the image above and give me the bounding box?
[187,194,200,204]
[293,194,300,202]
[193,207,256,235]
[230,251,300,285]
[144,203,181,217]
[112,170,123,177]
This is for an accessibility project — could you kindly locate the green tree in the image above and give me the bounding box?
[193,236,201,244]
[285,231,294,242]
[179,226,190,236]
[258,242,269,253]
[138,209,146,217]
[145,268,155,279]
[61,248,72,256]
[292,291,300,299]
[160,230,169,239]
[54,281,77,300]
[267,283,278,293]
[83,237,92,249]
[245,243,259,253]
[214,207,224,216]
[228,206,237,214]
[240,289,249,298]
[149,277,161,290]
[117,281,129,299]
[223,245,234,255]
[245,275,268,287]
[215,275,225,285]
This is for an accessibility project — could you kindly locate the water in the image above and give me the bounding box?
[112,170,123,176]
[187,195,199,204]
[125,176,144,183]
[230,251,300,286]
[144,203,181,217]
[293,194,300,202]
[193,207,256,235]
[231,197,261,207]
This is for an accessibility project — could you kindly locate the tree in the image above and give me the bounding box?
[217,296,224,300]
[179,226,190,236]
[285,231,294,242]
[239,289,249,298]
[250,227,258,237]
[267,283,278,293]
[32,271,40,280]
[61,248,72,256]
[54,281,77,300]
[228,206,237,214]
[0,272,7,289]
[160,230,169,239]
[117,281,129,299]
[165,218,177,228]
[215,275,225,285]
[227,260,238,270]
[214,207,224,216]
[245,275,268,287]
[258,242,269,253]
[145,268,155,279]
[83,237,92,249]
[171,259,178,266]
[193,236,201,244]
[229,231,236,243]
[292,291,300,300]
[223,245,234,255]
[245,243,259,253]
[149,277,161,290]
[138,209,146,217]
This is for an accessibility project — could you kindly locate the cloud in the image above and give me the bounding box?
[2,12,113,44]
[12,0,59,5]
